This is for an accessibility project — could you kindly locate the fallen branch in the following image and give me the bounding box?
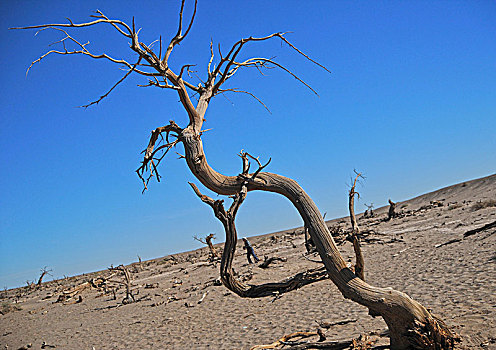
[258,256,287,269]
[55,277,106,303]
[463,220,496,238]
[317,318,357,329]
[435,238,462,248]
[250,331,323,350]
[197,291,208,304]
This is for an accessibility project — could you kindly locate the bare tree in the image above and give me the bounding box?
[364,203,374,218]
[108,264,135,304]
[348,171,365,281]
[14,2,457,348]
[37,266,53,287]
[193,233,220,260]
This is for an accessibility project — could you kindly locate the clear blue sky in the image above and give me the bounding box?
[1,1,495,289]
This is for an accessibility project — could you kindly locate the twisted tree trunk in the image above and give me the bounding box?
[190,183,328,298]
[179,125,456,349]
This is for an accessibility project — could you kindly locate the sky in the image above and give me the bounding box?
[1,1,495,289]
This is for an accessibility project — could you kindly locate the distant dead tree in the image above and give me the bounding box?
[387,199,397,221]
[348,171,365,281]
[108,265,135,304]
[14,1,457,347]
[37,267,53,287]
[364,203,374,218]
[194,233,220,260]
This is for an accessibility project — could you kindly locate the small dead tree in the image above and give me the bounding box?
[194,233,220,260]
[363,203,374,218]
[348,171,365,281]
[15,2,457,347]
[37,267,53,287]
[108,265,135,304]
[387,199,397,221]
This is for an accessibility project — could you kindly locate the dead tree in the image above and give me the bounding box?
[348,172,365,281]
[363,203,374,218]
[108,265,135,304]
[194,233,220,260]
[387,199,397,221]
[37,267,52,287]
[15,2,457,348]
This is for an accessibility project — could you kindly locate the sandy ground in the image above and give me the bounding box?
[1,174,495,350]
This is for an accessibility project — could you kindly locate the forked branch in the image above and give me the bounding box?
[136,121,183,191]
[189,182,327,298]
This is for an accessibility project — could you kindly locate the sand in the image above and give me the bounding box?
[1,174,495,349]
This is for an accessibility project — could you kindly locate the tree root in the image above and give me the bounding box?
[407,315,460,350]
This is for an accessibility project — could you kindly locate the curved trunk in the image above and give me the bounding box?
[189,183,328,298]
[180,126,455,349]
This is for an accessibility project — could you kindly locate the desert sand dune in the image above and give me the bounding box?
[1,174,495,349]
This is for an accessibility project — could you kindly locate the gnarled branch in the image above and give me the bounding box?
[189,182,327,298]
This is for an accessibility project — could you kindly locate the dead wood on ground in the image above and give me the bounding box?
[463,220,496,238]
[258,256,287,269]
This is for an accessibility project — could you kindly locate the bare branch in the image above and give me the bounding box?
[207,39,215,75]
[238,151,272,182]
[163,0,198,65]
[136,121,183,192]
[277,34,331,74]
[179,64,196,79]
[193,235,207,244]
[25,27,157,77]
[80,56,143,108]
[217,88,272,114]
[209,32,330,97]
[233,58,320,96]
[11,16,133,38]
